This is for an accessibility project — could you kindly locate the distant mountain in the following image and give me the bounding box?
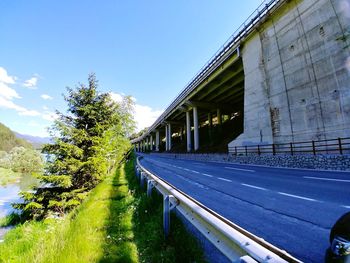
[0,123,32,152]
[15,132,51,149]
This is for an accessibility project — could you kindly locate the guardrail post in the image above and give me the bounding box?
[312,141,316,155]
[245,146,248,156]
[235,146,237,156]
[147,179,154,197]
[257,145,261,156]
[290,143,294,156]
[135,166,140,179]
[163,195,177,237]
[272,144,276,155]
[140,172,145,188]
[338,138,343,155]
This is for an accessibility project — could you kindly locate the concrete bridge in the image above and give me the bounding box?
[132,0,350,153]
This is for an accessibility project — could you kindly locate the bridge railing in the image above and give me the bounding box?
[228,137,350,156]
[143,0,283,138]
[135,156,301,263]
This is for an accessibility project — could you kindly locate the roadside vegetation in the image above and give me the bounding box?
[0,156,206,262]
[14,74,134,219]
[0,74,205,262]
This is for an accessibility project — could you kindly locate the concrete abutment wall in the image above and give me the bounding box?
[229,0,350,148]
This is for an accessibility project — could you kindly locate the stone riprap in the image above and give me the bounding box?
[149,153,350,171]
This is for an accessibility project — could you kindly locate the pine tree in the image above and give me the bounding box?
[15,74,135,219]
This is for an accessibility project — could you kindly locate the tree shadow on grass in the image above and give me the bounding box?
[99,162,138,263]
[100,156,206,263]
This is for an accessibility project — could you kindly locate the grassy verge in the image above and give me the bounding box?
[0,156,206,262]
[126,157,206,263]
[0,167,21,186]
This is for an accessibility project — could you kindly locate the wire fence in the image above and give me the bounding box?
[228,137,350,156]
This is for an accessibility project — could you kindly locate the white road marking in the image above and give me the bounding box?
[278,192,318,202]
[202,173,213,178]
[190,170,200,174]
[303,176,350,183]
[342,205,350,209]
[241,183,267,191]
[225,167,255,172]
[218,177,232,182]
[184,168,190,171]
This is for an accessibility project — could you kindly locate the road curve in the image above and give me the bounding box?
[138,154,350,263]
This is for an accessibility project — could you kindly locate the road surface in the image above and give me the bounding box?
[138,153,350,262]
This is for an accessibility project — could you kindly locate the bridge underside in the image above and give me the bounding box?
[134,0,350,154]
[160,57,245,153]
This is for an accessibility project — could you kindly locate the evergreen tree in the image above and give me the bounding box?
[15,74,135,219]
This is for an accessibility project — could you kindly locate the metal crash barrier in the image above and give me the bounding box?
[135,157,301,263]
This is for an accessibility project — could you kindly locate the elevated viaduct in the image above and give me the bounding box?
[132,0,350,153]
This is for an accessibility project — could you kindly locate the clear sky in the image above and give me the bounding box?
[0,0,264,137]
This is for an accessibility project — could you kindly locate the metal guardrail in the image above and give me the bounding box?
[132,0,284,143]
[228,137,350,156]
[135,156,301,263]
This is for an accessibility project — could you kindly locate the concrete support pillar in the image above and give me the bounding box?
[165,125,168,151]
[168,123,172,151]
[150,135,153,151]
[186,111,191,152]
[193,106,199,151]
[208,112,213,141]
[208,112,213,127]
[156,130,160,152]
[217,108,222,125]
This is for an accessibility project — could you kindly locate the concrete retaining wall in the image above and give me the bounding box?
[230,0,350,147]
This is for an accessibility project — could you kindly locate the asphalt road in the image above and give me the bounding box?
[138,154,350,263]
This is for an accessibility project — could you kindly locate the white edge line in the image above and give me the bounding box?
[218,177,232,182]
[202,173,213,177]
[278,192,318,202]
[241,183,267,191]
[225,167,255,172]
[303,176,350,183]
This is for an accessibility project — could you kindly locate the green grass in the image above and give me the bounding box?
[126,158,206,263]
[0,156,206,263]
[0,167,21,186]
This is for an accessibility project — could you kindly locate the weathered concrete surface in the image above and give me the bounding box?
[230,0,350,147]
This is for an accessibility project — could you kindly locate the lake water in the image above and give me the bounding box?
[0,173,38,240]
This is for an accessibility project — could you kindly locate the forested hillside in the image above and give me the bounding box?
[0,123,32,152]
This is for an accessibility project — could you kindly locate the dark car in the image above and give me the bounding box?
[325,212,350,262]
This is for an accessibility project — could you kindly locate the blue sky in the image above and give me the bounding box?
[0,0,264,137]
